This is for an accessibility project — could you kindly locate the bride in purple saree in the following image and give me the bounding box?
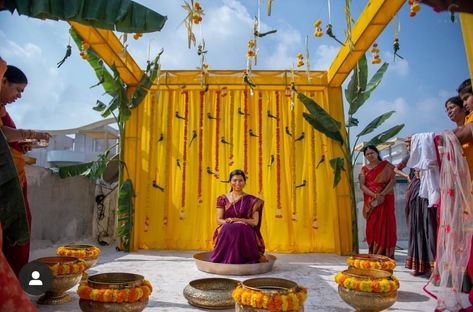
[210,169,265,264]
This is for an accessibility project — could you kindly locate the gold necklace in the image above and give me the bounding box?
[231,192,244,216]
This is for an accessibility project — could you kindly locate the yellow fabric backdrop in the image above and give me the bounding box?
[124,71,352,255]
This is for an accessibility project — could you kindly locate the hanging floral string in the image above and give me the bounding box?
[182,0,204,49]
[214,91,221,178]
[244,89,249,175]
[258,92,264,195]
[197,39,209,90]
[296,53,304,68]
[291,93,297,221]
[275,91,282,218]
[163,92,174,226]
[313,19,323,37]
[408,0,421,17]
[370,43,381,64]
[198,91,205,204]
[229,91,235,167]
[392,15,403,61]
[80,41,90,60]
[180,91,190,219]
[305,36,312,83]
[267,0,273,16]
[310,93,318,229]
[118,33,129,58]
[344,0,353,49]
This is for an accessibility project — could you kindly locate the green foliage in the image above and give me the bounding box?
[2,0,167,33]
[366,124,405,147]
[58,150,110,179]
[299,93,344,145]
[117,179,133,252]
[329,157,345,188]
[357,111,395,137]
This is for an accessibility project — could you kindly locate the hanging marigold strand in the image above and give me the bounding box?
[163,92,175,226]
[275,91,282,218]
[310,93,318,229]
[228,91,235,167]
[258,92,264,195]
[198,91,205,204]
[244,89,249,175]
[214,91,221,178]
[180,91,190,219]
[291,97,297,221]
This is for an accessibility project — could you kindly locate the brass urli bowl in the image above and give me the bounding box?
[61,244,99,269]
[34,256,83,305]
[338,267,397,312]
[183,278,239,310]
[193,251,277,275]
[79,273,148,312]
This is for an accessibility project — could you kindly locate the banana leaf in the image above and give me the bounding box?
[329,157,345,187]
[357,111,395,137]
[58,150,109,179]
[299,93,344,145]
[117,178,133,252]
[69,28,120,98]
[366,124,405,147]
[1,0,167,33]
[345,54,368,106]
[348,62,389,115]
[0,131,29,246]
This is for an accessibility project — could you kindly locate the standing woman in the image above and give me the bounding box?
[1,65,35,276]
[359,145,397,258]
[210,169,266,264]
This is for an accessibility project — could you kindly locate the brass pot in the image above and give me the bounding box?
[348,254,396,272]
[59,244,100,270]
[338,286,397,312]
[79,272,149,312]
[337,267,397,311]
[236,277,305,311]
[183,278,239,309]
[35,256,83,305]
[79,299,148,312]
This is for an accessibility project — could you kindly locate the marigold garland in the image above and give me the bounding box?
[57,246,100,259]
[180,91,190,219]
[334,272,399,293]
[244,89,249,175]
[49,259,86,276]
[258,92,263,195]
[275,91,282,218]
[214,91,221,178]
[232,285,307,311]
[198,91,205,204]
[346,256,396,271]
[78,280,153,303]
[229,91,235,167]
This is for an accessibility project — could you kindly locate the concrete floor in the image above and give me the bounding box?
[28,241,467,312]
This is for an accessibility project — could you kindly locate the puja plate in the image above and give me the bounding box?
[193,252,276,275]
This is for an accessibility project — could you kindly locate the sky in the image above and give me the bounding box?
[0,0,470,143]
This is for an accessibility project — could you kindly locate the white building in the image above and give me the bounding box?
[28,118,118,168]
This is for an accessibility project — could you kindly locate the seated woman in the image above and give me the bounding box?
[210,169,265,264]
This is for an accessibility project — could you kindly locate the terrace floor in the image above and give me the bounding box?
[29,240,468,311]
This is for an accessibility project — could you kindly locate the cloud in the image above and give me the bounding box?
[313,44,339,70]
[383,51,409,76]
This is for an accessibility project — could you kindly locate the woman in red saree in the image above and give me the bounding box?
[359,145,396,258]
[210,169,265,264]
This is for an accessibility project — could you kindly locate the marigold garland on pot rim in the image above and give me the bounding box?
[346,255,396,271]
[232,284,307,311]
[334,272,399,293]
[78,280,153,303]
[56,245,101,259]
[49,259,87,276]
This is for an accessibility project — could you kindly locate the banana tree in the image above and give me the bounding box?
[298,54,404,253]
[1,0,167,33]
[57,28,162,252]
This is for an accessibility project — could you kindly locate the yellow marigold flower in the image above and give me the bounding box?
[90,289,99,301]
[81,42,90,50]
[314,19,322,27]
[296,53,303,59]
[411,2,420,13]
[281,295,288,311]
[262,294,269,308]
[194,1,202,11]
[248,39,256,48]
[360,281,372,292]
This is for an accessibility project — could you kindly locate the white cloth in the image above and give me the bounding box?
[406,132,440,207]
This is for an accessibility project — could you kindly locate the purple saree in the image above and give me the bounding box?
[210,194,265,264]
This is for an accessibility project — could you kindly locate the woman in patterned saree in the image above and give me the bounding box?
[210,169,266,264]
[359,145,396,258]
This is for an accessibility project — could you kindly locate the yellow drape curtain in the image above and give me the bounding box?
[460,13,473,80]
[124,72,352,254]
